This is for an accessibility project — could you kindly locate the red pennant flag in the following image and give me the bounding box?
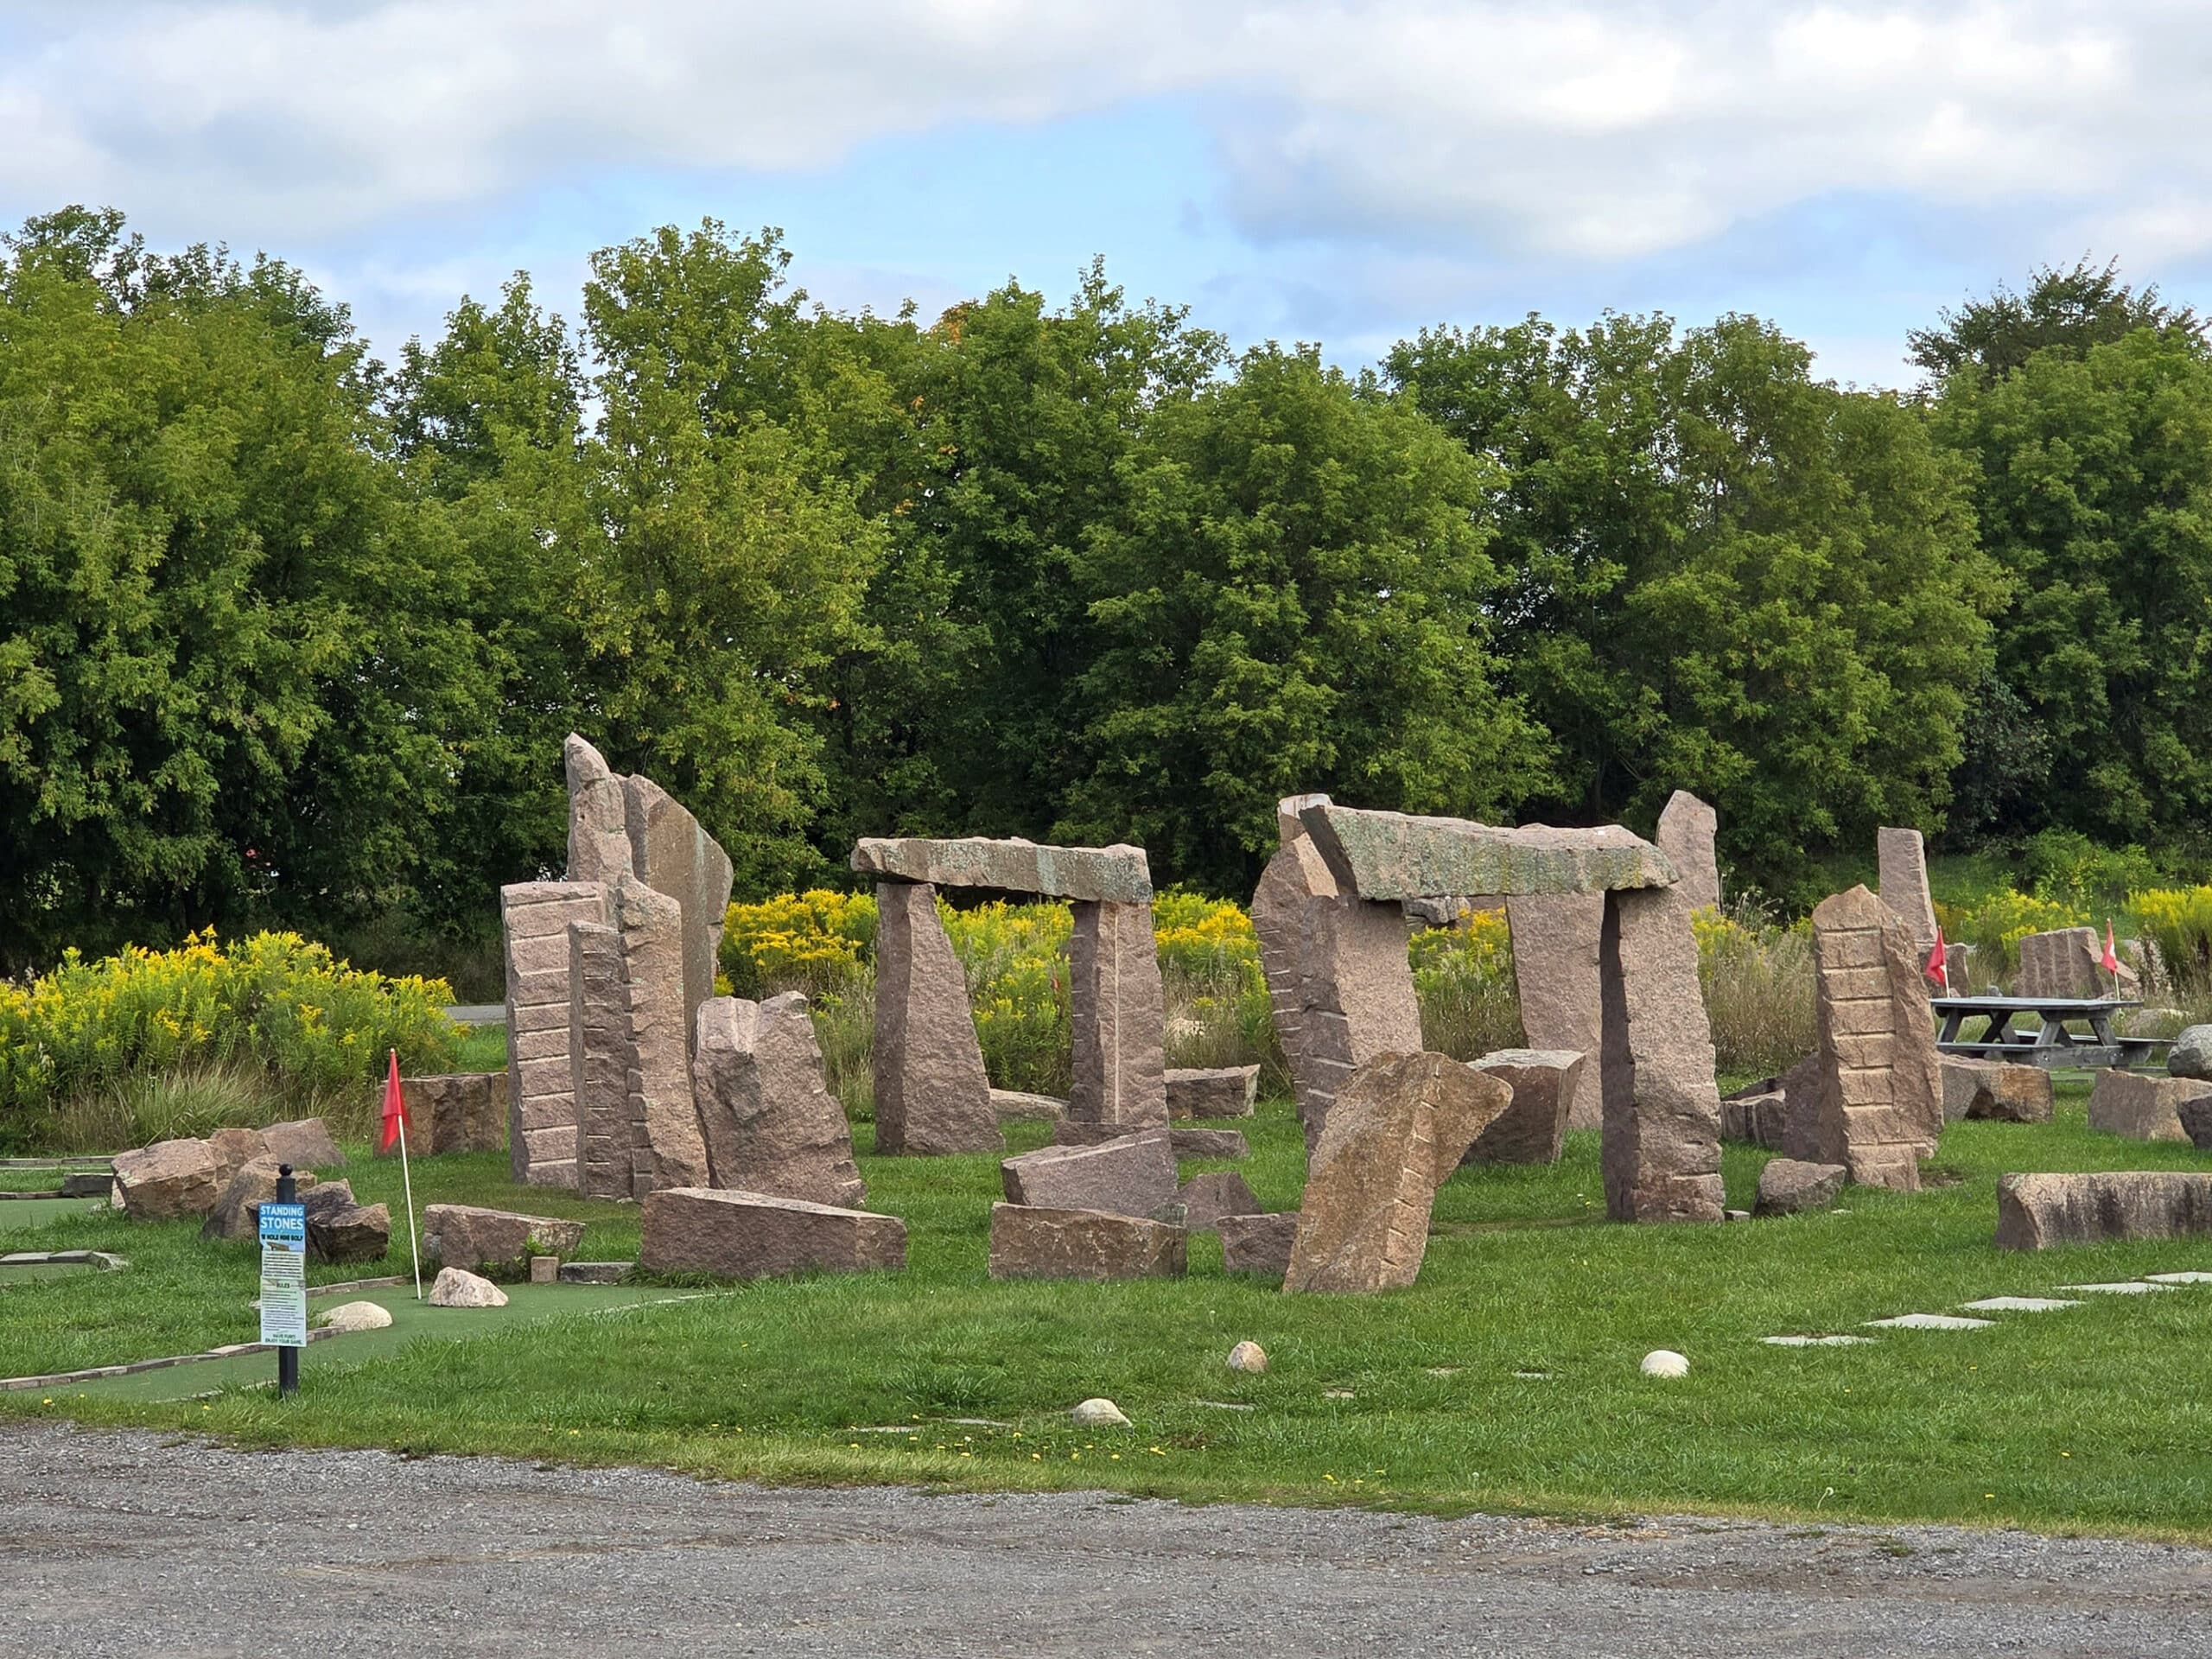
[379,1049,410,1154]
[2101,920,2121,976]
[1924,928,1948,988]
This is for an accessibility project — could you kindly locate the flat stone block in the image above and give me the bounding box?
[1001,1129,1177,1217]
[1166,1066,1259,1119]
[641,1188,907,1279]
[1464,1049,1582,1165]
[1998,1171,2212,1249]
[423,1204,587,1274]
[851,836,1152,903]
[1297,800,1676,899]
[2057,1281,2176,1294]
[986,1204,1185,1281]
[1862,1313,1993,1330]
[1957,1296,2082,1312]
[1217,1211,1300,1277]
[990,1089,1066,1122]
[2088,1071,2207,1142]
[1761,1334,1875,1347]
[1169,1128,1248,1160]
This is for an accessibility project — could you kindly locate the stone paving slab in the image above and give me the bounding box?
[2145,1271,2212,1284]
[1957,1296,2082,1313]
[2059,1281,2176,1294]
[1760,1334,1875,1347]
[1862,1313,1993,1331]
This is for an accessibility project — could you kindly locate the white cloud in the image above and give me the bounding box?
[3,0,2208,270]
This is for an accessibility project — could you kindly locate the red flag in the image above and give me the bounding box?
[2101,920,2121,976]
[379,1049,410,1154]
[1924,928,1948,988]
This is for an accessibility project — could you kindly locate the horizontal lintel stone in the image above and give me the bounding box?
[849,836,1152,902]
[1294,800,1677,899]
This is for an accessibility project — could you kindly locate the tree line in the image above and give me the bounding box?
[4,205,2209,972]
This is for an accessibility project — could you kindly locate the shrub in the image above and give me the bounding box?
[0,931,460,1152]
[1411,908,1524,1060]
[720,889,877,999]
[2126,887,2212,988]
[1694,904,1815,1079]
[1934,890,2085,982]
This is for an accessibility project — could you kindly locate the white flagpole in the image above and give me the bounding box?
[391,1049,423,1300]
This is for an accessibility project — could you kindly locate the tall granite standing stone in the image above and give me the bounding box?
[1598,887,1726,1223]
[1654,791,1721,913]
[1875,826,1938,953]
[1285,1052,1512,1294]
[1506,893,1605,1131]
[501,880,609,1186]
[692,992,865,1208]
[873,881,1001,1154]
[1805,885,1945,1191]
[563,734,634,885]
[1067,899,1169,1130]
[2018,927,2137,999]
[613,874,710,1192]
[568,920,632,1199]
[396,1072,509,1156]
[1249,810,1422,1154]
[625,772,735,1052]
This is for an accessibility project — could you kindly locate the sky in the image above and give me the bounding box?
[5,1,2210,388]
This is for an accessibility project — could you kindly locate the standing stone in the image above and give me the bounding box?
[563,734,634,886]
[1250,815,1422,1154]
[1463,1049,1585,1165]
[613,874,710,1192]
[642,1188,907,1279]
[1505,893,1605,1132]
[2018,927,2137,999]
[501,880,608,1187]
[1067,899,1169,1131]
[400,1073,508,1156]
[1285,1052,1513,1294]
[569,920,632,1199]
[2087,1070,2209,1142]
[692,993,865,1209]
[872,881,1001,1155]
[1654,791,1721,913]
[1000,1128,1177,1217]
[1804,885,1945,1191]
[625,772,735,1051]
[1599,888,1727,1223]
[986,1204,1186,1281]
[1875,827,1938,953]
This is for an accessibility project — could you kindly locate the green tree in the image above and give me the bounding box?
[1910,258,2205,383]
[1064,345,1549,891]
[1389,312,1994,893]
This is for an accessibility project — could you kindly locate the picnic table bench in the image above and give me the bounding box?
[1931,994,2166,1071]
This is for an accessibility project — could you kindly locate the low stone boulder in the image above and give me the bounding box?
[1175,1171,1261,1233]
[422,1204,586,1275]
[398,1071,509,1155]
[60,1172,113,1198]
[303,1185,391,1263]
[987,1204,1186,1281]
[429,1267,508,1308]
[262,1118,345,1170]
[1719,1077,1789,1149]
[1463,1049,1583,1165]
[1001,1128,1178,1217]
[1753,1159,1847,1217]
[1970,1064,2054,1123]
[318,1300,394,1332]
[640,1188,907,1279]
[2169,1025,2212,1081]
[2087,1071,2209,1143]
[1169,1128,1248,1160]
[1996,1171,2212,1249]
[200,1158,318,1241]
[989,1088,1066,1122]
[112,1139,225,1221]
[205,1128,270,1187]
[1217,1211,1300,1277]
[1166,1066,1259,1120]
[2177,1097,2212,1152]
[558,1261,633,1285]
[1941,1058,1997,1123]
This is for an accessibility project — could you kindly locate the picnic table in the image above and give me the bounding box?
[1930,994,2165,1070]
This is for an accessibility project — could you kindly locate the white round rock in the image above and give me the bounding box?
[1070,1397,1130,1427]
[317,1300,394,1333]
[1640,1349,1690,1379]
[1226,1340,1268,1373]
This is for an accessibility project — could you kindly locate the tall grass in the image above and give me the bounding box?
[1694,905,1816,1080]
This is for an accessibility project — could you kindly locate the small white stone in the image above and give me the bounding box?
[2145,1272,2212,1284]
[1863,1313,1992,1330]
[428,1267,508,1309]
[1640,1349,1689,1378]
[2059,1281,2177,1294]
[1226,1340,1268,1373]
[1070,1397,1128,1427]
[1958,1296,2082,1313]
[316,1300,394,1332]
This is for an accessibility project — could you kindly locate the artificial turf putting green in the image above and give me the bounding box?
[8,1084,2212,1539]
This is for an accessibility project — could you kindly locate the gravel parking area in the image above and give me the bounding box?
[5,1421,2211,1657]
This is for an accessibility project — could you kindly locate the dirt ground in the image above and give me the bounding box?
[5,1421,2211,1657]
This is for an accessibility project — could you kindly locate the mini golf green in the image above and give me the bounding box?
[54,1281,728,1402]
[0,1261,101,1285]
[0,1198,108,1230]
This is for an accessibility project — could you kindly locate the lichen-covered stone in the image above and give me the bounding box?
[692,992,865,1208]
[873,881,1001,1155]
[850,836,1153,903]
[986,1204,1185,1281]
[1296,799,1677,900]
[1286,1052,1512,1294]
[1996,1171,2212,1249]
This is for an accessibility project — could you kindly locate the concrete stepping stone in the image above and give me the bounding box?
[1958,1296,2082,1313]
[2058,1281,2176,1294]
[1761,1334,1875,1346]
[2145,1271,2212,1284]
[1862,1313,1993,1330]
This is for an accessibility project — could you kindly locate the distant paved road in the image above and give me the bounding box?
[6,1421,2211,1657]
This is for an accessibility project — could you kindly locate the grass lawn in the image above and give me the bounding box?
[7,1084,2212,1540]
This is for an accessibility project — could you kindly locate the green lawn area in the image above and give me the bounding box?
[7,1086,2212,1539]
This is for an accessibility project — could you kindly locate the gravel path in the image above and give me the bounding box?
[6,1421,2211,1657]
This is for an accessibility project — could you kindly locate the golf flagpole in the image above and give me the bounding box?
[383,1049,423,1300]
